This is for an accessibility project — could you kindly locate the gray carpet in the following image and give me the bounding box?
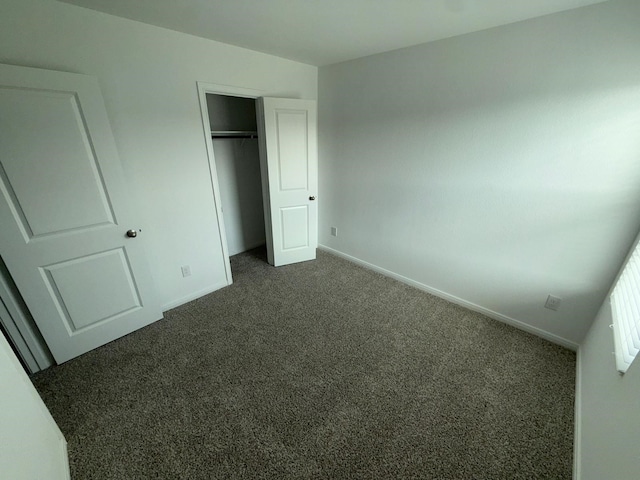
[32,248,575,479]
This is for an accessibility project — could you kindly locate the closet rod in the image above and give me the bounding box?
[211,130,258,139]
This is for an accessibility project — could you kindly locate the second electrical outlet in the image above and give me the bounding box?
[544,294,562,311]
[181,265,191,278]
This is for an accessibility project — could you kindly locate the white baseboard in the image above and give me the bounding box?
[573,347,582,480]
[318,244,578,351]
[161,280,229,312]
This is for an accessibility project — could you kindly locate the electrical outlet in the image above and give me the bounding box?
[544,295,562,311]
[181,265,191,278]
[331,226,338,237]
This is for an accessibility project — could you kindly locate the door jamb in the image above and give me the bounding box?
[0,256,54,372]
[195,82,265,285]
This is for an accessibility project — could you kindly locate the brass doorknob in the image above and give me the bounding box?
[126,229,138,238]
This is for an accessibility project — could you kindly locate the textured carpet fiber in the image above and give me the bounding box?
[32,248,575,479]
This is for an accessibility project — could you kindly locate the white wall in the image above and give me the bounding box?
[0,0,316,310]
[576,300,640,479]
[0,333,69,479]
[318,0,640,346]
[213,139,265,256]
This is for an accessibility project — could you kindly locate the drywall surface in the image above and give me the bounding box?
[212,139,266,256]
[576,300,640,479]
[318,0,640,344]
[0,333,69,479]
[207,94,258,132]
[0,0,316,310]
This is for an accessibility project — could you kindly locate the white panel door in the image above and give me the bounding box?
[0,64,162,363]
[257,97,317,266]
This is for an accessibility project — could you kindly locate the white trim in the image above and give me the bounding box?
[161,281,228,312]
[573,346,582,480]
[197,82,265,100]
[319,244,579,351]
[0,264,53,372]
[61,439,71,480]
[0,299,39,373]
[195,81,267,285]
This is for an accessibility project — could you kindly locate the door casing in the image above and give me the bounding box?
[196,82,265,284]
[196,83,318,272]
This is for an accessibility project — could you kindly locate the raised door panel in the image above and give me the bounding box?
[275,110,309,191]
[0,88,115,239]
[281,206,309,251]
[42,248,141,333]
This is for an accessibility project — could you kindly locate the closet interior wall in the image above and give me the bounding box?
[207,94,266,258]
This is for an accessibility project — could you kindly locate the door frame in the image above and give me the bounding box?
[196,82,265,284]
[0,256,53,373]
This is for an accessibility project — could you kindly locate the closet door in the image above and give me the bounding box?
[0,64,163,363]
[257,98,317,267]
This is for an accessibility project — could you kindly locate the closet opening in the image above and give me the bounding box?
[205,93,267,274]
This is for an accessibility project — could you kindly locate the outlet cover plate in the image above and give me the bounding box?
[545,295,562,311]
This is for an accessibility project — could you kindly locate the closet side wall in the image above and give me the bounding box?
[207,95,257,132]
[207,95,265,256]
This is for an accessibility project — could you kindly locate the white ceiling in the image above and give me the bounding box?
[57,0,610,66]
